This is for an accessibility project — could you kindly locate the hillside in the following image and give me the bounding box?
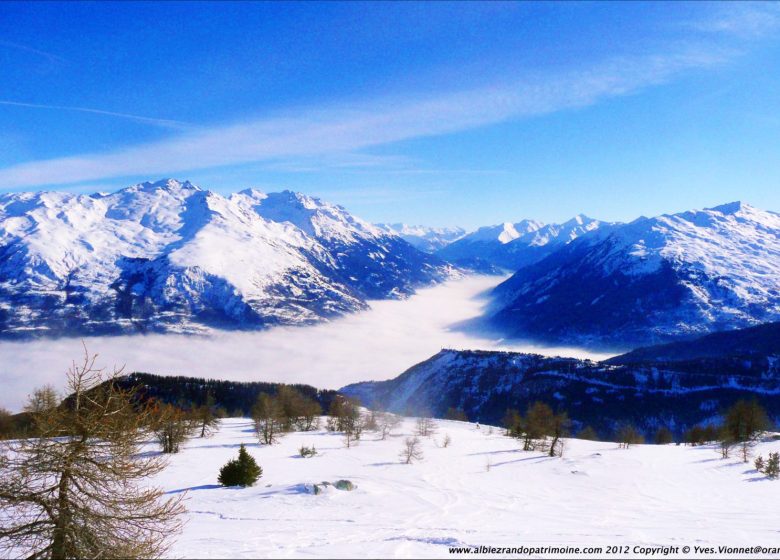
[490,202,780,346]
[342,342,780,438]
[609,321,780,364]
[0,179,452,338]
[151,417,780,558]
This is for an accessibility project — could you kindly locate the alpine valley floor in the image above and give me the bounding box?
[158,418,780,558]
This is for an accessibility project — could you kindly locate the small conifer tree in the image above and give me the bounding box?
[765,452,780,479]
[218,444,262,487]
[754,455,765,472]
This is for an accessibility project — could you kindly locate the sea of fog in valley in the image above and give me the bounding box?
[0,275,616,411]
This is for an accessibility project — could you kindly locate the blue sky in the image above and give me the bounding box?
[1,2,779,228]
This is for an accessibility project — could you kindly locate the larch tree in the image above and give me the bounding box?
[0,348,185,559]
[194,393,221,438]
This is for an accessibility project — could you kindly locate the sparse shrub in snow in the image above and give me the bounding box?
[576,426,598,441]
[374,411,401,440]
[615,423,644,449]
[441,433,452,448]
[548,411,570,457]
[444,407,468,422]
[299,445,317,458]
[326,395,361,434]
[252,393,287,445]
[415,416,437,437]
[722,400,771,463]
[152,403,195,454]
[363,409,379,432]
[218,444,262,487]
[399,436,424,464]
[276,386,321,432]
[502,408,522,437]
[193,393,221,438]
[485,456,492,472]
[653,426,674,445]
[754,455,765,472]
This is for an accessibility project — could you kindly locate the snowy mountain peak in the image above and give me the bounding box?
[377,223,467,252]
[0,180,452,337]
[124,178,201,195]
[251,190,384,242]
[497,222,520,244]
[491,201,780,346]
[708,201,749,216]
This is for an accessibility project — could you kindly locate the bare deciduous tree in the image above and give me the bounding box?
[399,436,424,464]
[193,393,221,438]
[0,347,185,559]
[376,411,401,440]
[151,403,194,453]
[415,416,437,438]
[252,392,286,445]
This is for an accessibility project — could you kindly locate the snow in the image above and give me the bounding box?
[0,179,451,335]
[155,418,780,558]
[0,275,613,412]
[377,223,466,252]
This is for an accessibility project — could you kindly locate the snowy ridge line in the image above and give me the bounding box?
[490,201,780,346]
[0,178,453,337]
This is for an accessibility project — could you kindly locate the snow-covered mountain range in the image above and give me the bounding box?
[0,179,453,337]
[490,202,780,346]
[435,215,607,271]
[377,223,466,253]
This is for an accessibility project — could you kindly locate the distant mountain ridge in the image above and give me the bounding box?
[341,323,780,438]
[377,223,467,253]
[0,179,453,337]
[435,214,608,272]
[490,202,780,347]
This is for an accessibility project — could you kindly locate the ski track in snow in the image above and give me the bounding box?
[157,418,780,558]
[0,275,614,411]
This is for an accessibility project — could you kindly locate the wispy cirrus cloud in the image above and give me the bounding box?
[0,44,733,190]
[688,3,780,38]
[0,39,66,64]
[0,100,193,131]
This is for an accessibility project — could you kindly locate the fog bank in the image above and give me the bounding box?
[0,275,615,411]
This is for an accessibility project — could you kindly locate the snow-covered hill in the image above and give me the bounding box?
[156,417,780,558]
[490,202,780,346]
[341,344,780,438]
[436,215,606,272]
[377,223,466,253]
[0,179,452,337]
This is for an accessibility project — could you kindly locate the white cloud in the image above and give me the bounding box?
[0,46,731,190]
[689,3,780,38]
[0,275,615,412]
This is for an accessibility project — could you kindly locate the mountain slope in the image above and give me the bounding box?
[436,215,605,272]
[0,179,452,337]
[377,223,466,253]
[341,341,780,438]
[243,190,454,299]
[608,321,780,364]
[490,202,780,347]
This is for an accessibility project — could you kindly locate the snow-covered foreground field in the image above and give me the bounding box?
[158,418,780,559]
[0,275,614,411]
